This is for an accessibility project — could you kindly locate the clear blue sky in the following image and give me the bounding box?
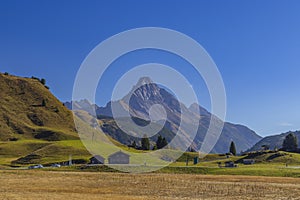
[1,0,300,136]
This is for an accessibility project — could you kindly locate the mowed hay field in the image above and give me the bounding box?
[1,170,300,200]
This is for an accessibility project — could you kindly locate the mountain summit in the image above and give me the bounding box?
[122,77,181,121]
[136,76,153,86]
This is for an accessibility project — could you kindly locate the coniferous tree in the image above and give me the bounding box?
[156,135,168,149]
[156,135,163,149]
[141,135,150,150]
[282,133,298,152]
[161,137,168,148]
[132,141,137,149]
[229,141,237,156]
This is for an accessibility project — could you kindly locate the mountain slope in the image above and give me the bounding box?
[0,73,76,141]
[99,117,176,148]
[249,131,300,152]
[90,77,261,153]
[0,73,93,166]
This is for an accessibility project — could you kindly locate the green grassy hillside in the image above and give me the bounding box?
[0,73,93,166]
[0,73,76,141]
[0,73,168,167]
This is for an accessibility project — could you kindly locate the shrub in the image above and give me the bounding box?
[31,76,40,81]
[8,137,18,141]
[40,78,46,85]
[42,99,47,107]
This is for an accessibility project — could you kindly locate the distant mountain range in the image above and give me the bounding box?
[64,99,99,115]
[249,130,300,152]
[67,77,262,153]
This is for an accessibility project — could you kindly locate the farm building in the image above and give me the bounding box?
[243,159,255,165]
[225,161,237,168]
[89,155,105,164]
[108,151,130,164]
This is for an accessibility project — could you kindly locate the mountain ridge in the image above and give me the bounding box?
[69,77,262,153]
[249,130,300,152]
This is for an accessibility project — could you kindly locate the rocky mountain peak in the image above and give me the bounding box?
[127,77,162,102]
[136,76,153,86]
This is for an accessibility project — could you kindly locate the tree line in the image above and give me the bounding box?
[129,134,168,150]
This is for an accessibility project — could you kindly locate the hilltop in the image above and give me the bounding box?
[0,73,77,141]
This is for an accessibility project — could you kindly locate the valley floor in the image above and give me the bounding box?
[1,170,300,200]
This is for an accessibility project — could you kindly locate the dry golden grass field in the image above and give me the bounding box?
[1,170,300,200]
